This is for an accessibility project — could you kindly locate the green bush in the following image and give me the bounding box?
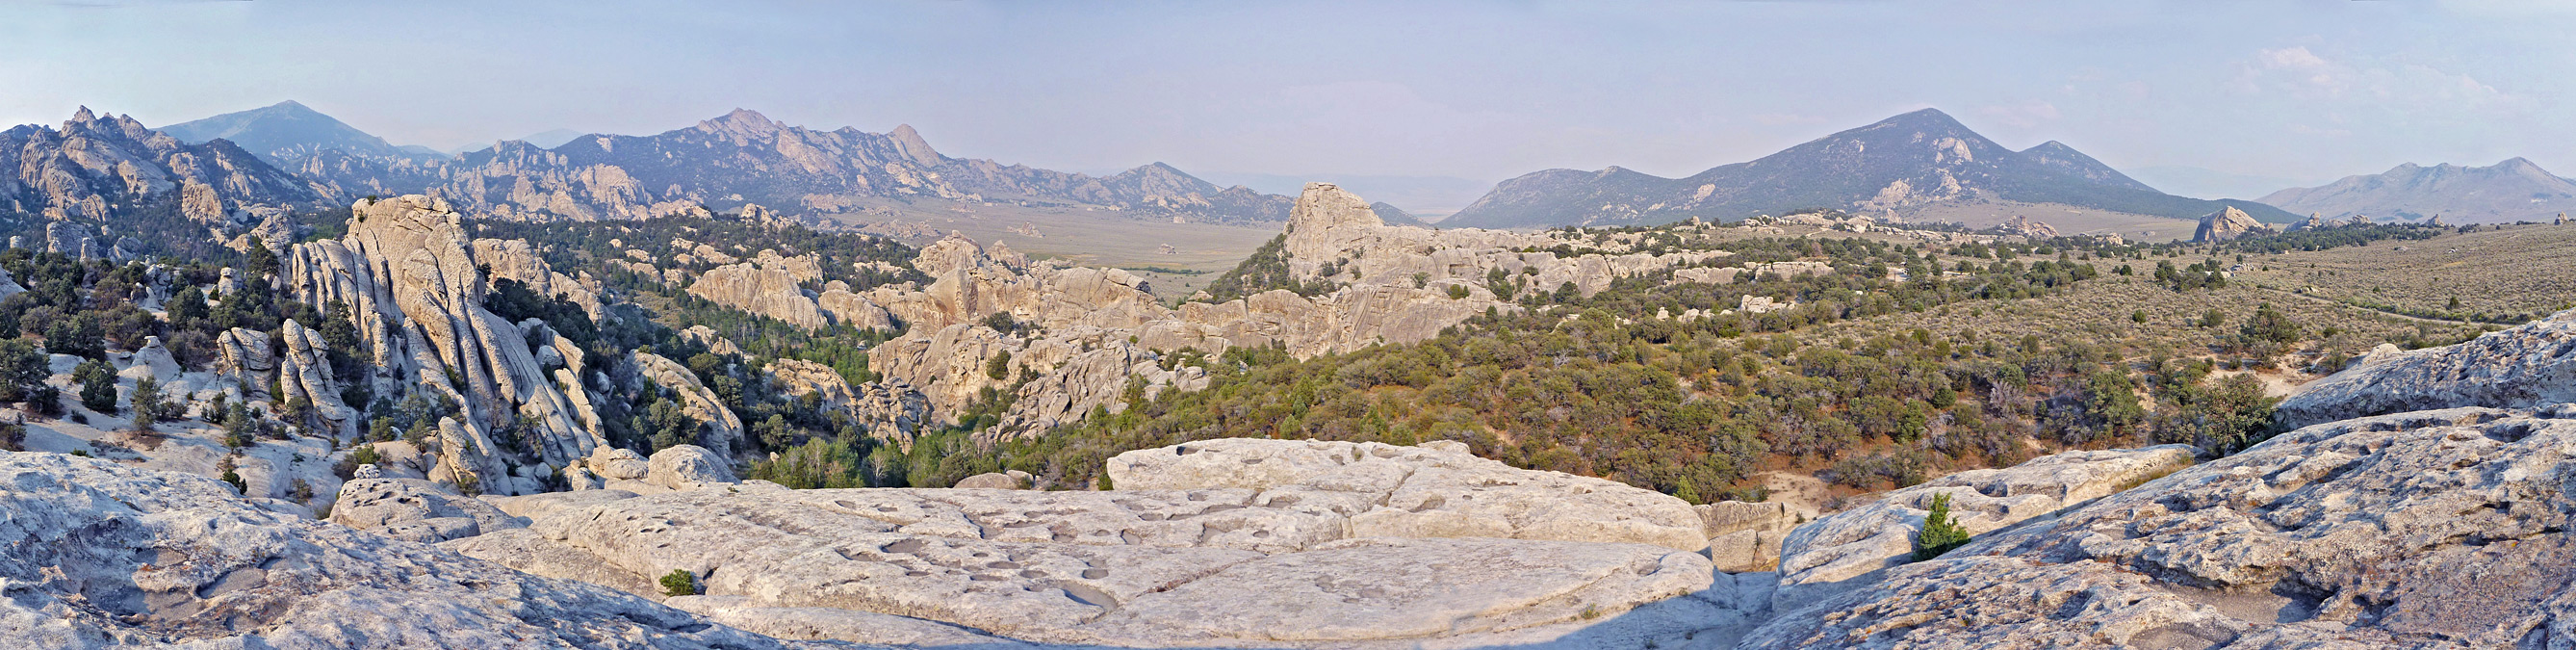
[1913,492,1971,561]
[659,569,699,597]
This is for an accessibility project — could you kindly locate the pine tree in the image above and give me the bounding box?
[1914,492,1971,561]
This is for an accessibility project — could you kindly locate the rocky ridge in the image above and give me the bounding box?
[2192,205,2274,243]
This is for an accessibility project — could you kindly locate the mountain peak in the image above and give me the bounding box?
[700,109,783,139]
[70,106,95,123]
[886,123,941,166]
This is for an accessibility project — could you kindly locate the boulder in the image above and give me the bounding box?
[645,444,737,491]
[950,470,1030,489]
[328,478,528,543]
[586,446,651,481]
[764,358,855,411]
[116,335,180,385]
[0,452,791,649]
[1770,445,2197,611]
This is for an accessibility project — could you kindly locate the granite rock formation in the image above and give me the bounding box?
[283,195,605,494]
[2193,205,2274,243]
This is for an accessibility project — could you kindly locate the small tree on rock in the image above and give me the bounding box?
[659,569,700,597]
[1914,492,1971,561]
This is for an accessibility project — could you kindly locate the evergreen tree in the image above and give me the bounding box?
[1914,492,1971,561]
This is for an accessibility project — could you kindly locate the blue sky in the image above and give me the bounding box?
[5,0,2573,205]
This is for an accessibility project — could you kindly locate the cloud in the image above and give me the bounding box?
[2233,45,2514,111]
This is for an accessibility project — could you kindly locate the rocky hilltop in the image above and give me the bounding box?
[1444,108,2297,228]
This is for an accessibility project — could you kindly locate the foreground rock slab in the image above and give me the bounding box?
[454,439,1729,647]
[0,452,833,649]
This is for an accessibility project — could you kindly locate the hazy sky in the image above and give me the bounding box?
[7,0,2574,201]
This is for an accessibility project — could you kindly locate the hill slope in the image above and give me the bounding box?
[2256,157,2576,224]
[1447,109,2295,228]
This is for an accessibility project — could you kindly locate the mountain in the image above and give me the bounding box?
[252,108,1291,223]
[157,100,426,164]
[1369,201,1431,227]
[0,107,321,227]
[1445,109,2296,228]
[2255,158,2576,224]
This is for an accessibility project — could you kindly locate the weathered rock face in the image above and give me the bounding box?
[474,237,603,320]
[2276,310,2576,429]
[1744,408,2576,649]
[0,452,806,649]
[274,319,356,434]
[765,357,857,410]
[449,438,1721,647]
[1699,500,1813,573]
[1769,445,2197,611]
[2193,205,2272,242]
[214,326,274,396]
[632,351,747,458]
[327,478,528,543]
[687,256,831,330]
[284,195,604,494]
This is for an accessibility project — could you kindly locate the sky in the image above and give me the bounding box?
[6,0,2575,207]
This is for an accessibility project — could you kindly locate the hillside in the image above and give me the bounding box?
[1446,109,2297,229]
[2256,157,2576,224]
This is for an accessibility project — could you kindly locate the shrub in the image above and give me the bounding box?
[1913,492,1971,561]
[659,569,699,597]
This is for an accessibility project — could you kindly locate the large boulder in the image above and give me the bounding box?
[644,444,737,491]
[0,451,808,649]
[451,439,1727,647]
[632,351,747,458]
[1770,445,2197,611]
[327,478,528,543]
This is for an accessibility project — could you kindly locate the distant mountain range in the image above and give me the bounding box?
[1369,201,1431,227]
[149,103,1295,223]
[2255,158,2576,224]
[1444,109,2296,229]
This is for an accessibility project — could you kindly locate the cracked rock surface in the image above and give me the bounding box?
[450,438,1726,647]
